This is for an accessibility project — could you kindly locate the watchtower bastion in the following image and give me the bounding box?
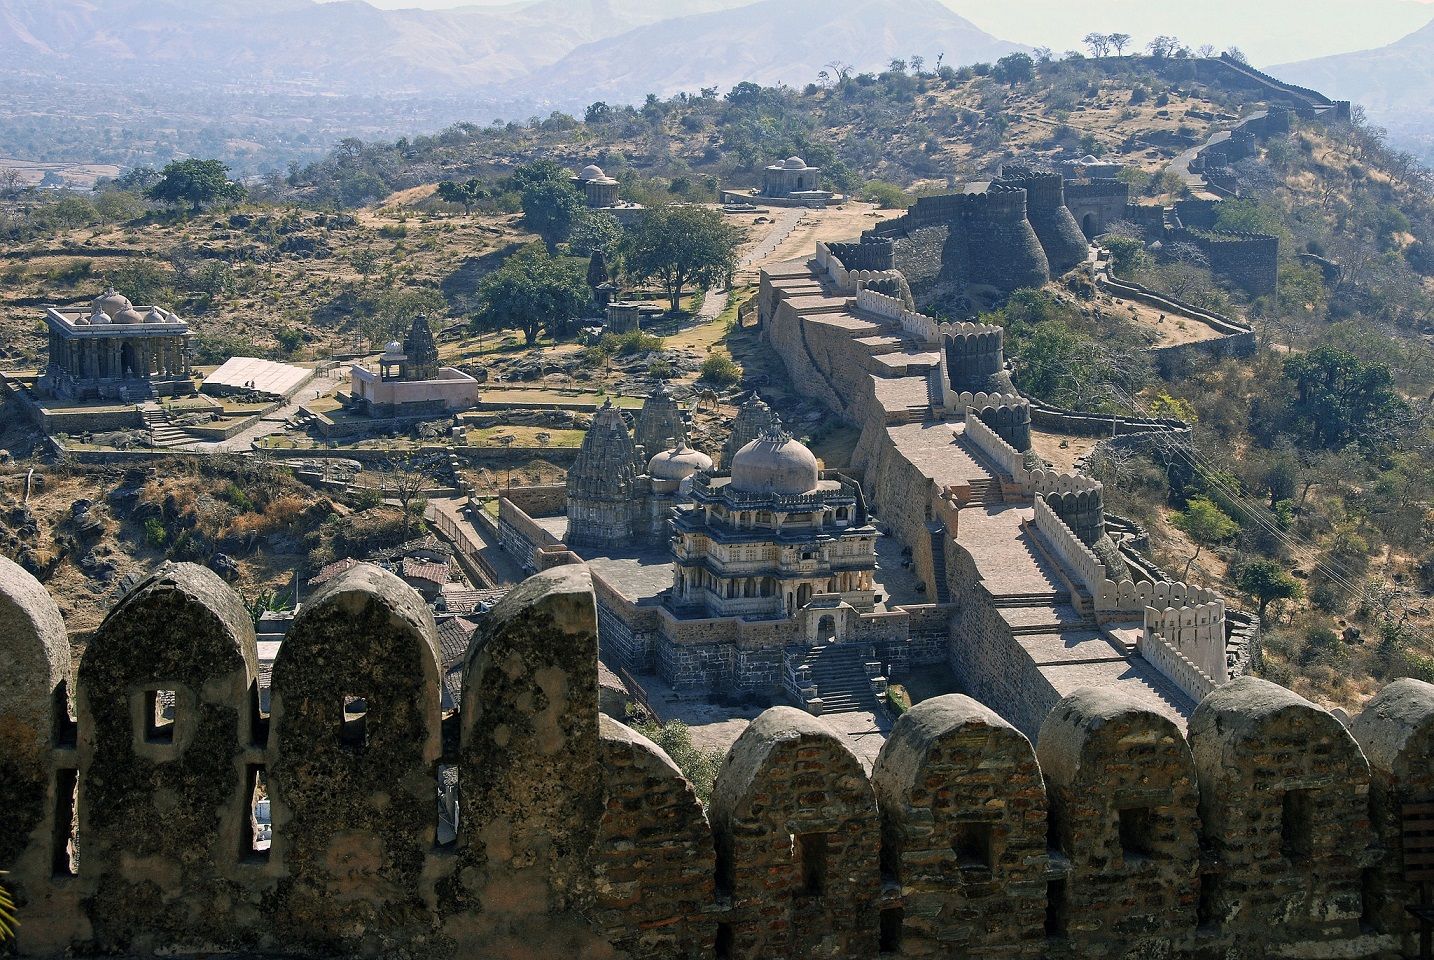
[2,555,1431,959]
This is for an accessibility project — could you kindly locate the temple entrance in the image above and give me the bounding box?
[817,615,836,641]
[796,584,813,608]
[121,342,137,378]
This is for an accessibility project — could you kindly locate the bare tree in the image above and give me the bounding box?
[1146,35,1182,59]
[1083,32,1111,57]
[1109,33,1132,55]
[381,456,430,534]
[1196,44,1217,58]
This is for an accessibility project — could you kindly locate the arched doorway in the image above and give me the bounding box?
[121,342,137,378]
[796,584,813,608]
[817,614,836,640]
[1082,212,1097,238]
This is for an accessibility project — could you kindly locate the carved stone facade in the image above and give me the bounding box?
[565,399,642,547]
[38,290,193,400]
[670,429,877,620]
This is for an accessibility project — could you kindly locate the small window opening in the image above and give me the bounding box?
[1197,873,1219,928]
[1361,867,1378,929]
[1281,789,1314,861]
[144,688,176,744]
[953,821,993,871]
[793,832,829,896]
[248,680,269,749]
[1045,879,1067,938]
[242,764,270,861]
[879,907,903,952]
[53,681,77,748]
[51,768,79,877]
[715,922,733,959]
[436,763,459,847]
[1118,806,1155,861]
[340,695,368,750]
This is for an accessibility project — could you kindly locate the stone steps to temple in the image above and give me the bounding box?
[790,641,882,715]
[990,591,1071,608]
[139,407,195,448]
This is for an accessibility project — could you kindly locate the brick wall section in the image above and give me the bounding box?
[1188,676,1373,953]
[710,706,881,959]
[1350,680,1434,956]
[592,714,716,959]
[1037,688,1200,956]
[872,695,1046,958]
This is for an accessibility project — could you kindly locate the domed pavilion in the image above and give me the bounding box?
[38,289,194,400]
[670,426,877,619]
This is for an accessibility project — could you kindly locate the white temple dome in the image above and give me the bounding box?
[579,164,605,180]
[113,307,145,324]
[648,441,713,483]
[730,430,819,495]
[93,290,132,314]
[385,340,403,354]
[782,156,807,169]
[88,307,112,325]
[146,307,168,323]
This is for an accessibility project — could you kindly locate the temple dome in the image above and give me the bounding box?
[88,307,112,325]
[384,340,403,354]
[113,307,145,324]
[648,441,712,483]
[730,430,819,495]
[782,156,807,169]
[579,164,605,180]
[145,307,168,323]
[93,290,132,315]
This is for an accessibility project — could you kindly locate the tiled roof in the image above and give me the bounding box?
[307,557,359,587]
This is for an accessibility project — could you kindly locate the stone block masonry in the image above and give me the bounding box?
[0,557,1425,958]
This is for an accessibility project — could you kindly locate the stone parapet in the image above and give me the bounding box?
[0,560,1416,959]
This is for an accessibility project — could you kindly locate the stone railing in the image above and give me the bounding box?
[1033,494,1108,599]
[3,556,1425,959]
[1137,627,1218,702]
[1144,600,1229,682]
[963,412,1028,478]
[1025,468,1102,499]
[853,287,940,343]
[948,389,1025,416]
[814,241,905,294]
[1097,577,1220,615]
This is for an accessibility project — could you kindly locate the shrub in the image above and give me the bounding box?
[632,717,723,803]
[699,353,741,385]
[860,180,913,209]
[886,683,912,715]
[143,517,167,547]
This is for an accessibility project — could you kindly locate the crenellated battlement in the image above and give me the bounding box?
[1,555,1426,959]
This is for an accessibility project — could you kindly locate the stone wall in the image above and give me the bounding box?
[1064,180,1130,238]
[1,559,1425,959]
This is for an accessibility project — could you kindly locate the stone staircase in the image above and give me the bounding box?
[139,405,194,449]
[784,641,884,715]
[926,524,952,604]
[963,477,1003,507]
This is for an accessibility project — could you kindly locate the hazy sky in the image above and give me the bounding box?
[322,0,1434,65]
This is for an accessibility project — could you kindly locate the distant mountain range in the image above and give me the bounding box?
[520,0,1022,106]
[0,0,1017,98]
[1274,18,1434,161]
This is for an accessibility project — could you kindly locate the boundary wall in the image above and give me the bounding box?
[1,557,1422,959]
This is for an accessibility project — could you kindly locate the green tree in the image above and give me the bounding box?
[1282,347,1406,450]
[566,209,622,258]
[1234,559,1302,621]
[146,159,245,213]
[632,717,723,803]
[366,287,446,346]
[620,204,741,313]
[475,243,590,345]
[435,178,488,214]
[994,52,1036,85]
[1173,495,1238,577]
[510,160,584,251]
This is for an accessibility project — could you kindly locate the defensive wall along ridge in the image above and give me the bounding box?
[760,240,1256,729]
[2,555,1433,959]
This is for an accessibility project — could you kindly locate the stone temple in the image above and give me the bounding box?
[347,315,481,417]
[671,427,877,620]
[38,289,193,400]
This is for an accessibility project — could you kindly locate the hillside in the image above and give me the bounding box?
[518,0,1023,107]
[1274,19,1434,161]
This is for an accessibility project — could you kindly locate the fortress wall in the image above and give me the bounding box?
[851,417,944,596]
[1178,229,1280,298]
[1065,180,1131,238]
[997,173,1090,274]
[0,559,1415,959]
